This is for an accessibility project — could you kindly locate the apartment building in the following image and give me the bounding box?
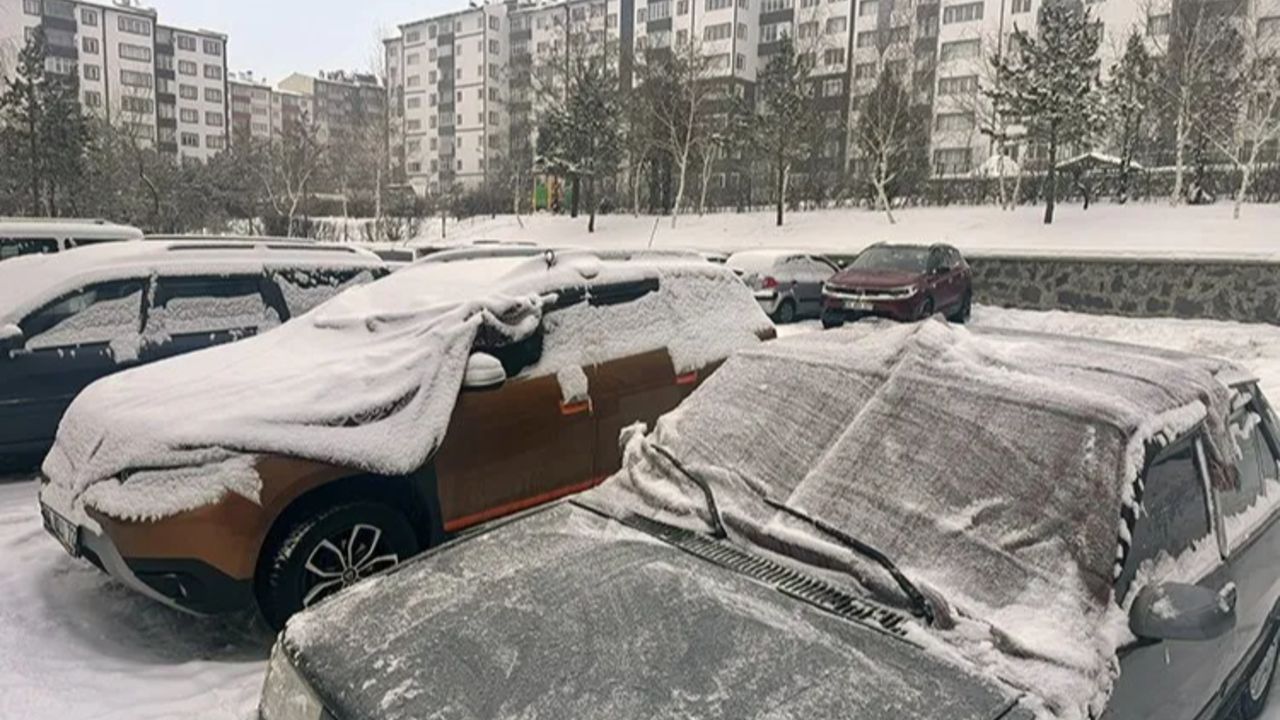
[277,70,386,149]
[0,0,229,162]
[228,71,273,144]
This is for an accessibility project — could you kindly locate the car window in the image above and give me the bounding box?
[1116,439,1214,600]
[928,248,946,271]
[1219,408,1280,549]
[148,275,278,336]
[1,237,59,260]
[517,279,666,378]
[272,267,377,318]
[21,280,144,350]
[946,248,963,268]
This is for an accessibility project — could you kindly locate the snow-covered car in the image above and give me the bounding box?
[261,321,1280,720]
[725,250,838,324]
[0,240,386,471]
[0,218,143,262]
[37,248,774,627]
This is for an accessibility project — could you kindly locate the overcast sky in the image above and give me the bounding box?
[146,0,456,82]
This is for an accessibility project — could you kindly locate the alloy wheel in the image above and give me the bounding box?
[301,523,401,607]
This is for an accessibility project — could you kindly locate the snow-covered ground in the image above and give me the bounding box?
[3,305,1280,719]
[405,203,1280,261]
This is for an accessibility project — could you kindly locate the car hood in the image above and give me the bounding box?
[281,503,1023,720]
[827,268,923,290]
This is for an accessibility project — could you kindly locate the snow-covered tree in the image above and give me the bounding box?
[853,67,929,224]
[749,36,818,227]
[1105,30,1157,203]
[535,49,622,233]
[987,1,1105,224]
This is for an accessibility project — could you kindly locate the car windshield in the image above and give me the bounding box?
[850,246,930,272]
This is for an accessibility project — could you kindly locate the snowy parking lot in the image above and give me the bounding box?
[3,305,1280,720]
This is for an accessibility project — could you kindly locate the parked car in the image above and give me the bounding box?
[821,242,972,327]
[260,322,1280,720]
[37,248,774,627]
[1,219,143,262]
[726,250,838,323]
[0,240,387,471]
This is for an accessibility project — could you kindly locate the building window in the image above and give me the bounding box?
[1147,13,1170,35]
[158,127,175,143]
[82,38,99,56]
[122,96,154,114]
[405,30,421,43]
[83,64,101,81]
[119,43,152,62]
[204,64,223,80]
[650,1,672,19]
[939,39,981,61]
[120,70,153,88]
[607,13,618,27]
[489,39,500,54]
[156,54,173,71]
[704,22,732,40]
[489,15,500,30]
[1011,0,1032,13]
[177,35,197,51]
[855,62,876,80]
[856,30,877,48]
[81,8,97,24]
[706,0,732,10]
[735,53,746,70]
[205,88,224,103]
[826,16,848,34]
[180,132,200,148]
[761,22,789,42]
[936,112,975,132]
[933,147,972,174]
[943,2,983,24]
[407,53,420,66]
[937,74,979,95]
[178,60,197,75]
[824,48,846,65]
[179,85,199,100]
[84,90,102,107]
[203,39,222,56]
[797,21,819,38]
[22,0,40,15]
[158,103,175,119]
[708,53,731,71]
[1260,16,1280,38]
[180,108,199,123]
[118,15,152,36]
[823,78,843,96]
[860,0,878,15]
[408,96,422,109]
[760,0,792,11]
[206,135,226,150]
[428,23,437,38]
[206,111,224,126]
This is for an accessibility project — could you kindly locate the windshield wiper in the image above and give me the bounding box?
[763,498,937,626]
[645,442,727,538]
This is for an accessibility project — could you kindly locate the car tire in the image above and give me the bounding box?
[773,298,797,324]
[256,500,420,630]
[1241,626,1280,719]
[917,296,935,321]
[821,309,844,329]
[951,291,973,324]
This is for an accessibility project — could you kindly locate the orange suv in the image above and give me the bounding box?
[38,248,774,627]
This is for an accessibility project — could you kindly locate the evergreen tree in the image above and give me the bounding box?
[987,1,1105,224]
[1106,31,1155,203]
[749,36,818,227]
[0,29,47,215]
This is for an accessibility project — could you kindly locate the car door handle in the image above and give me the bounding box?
[560,399,592,416]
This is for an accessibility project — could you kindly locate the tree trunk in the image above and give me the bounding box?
[1235,150,1258,220]
[588,175,597,233]
[698,154,711,216]
[570,175,580,218]
[1044,129,1057,225]
[775,161,788,227]
[632,161,643,216]
[671,149,690,228]
[877,181,896,225]
[1172,101,1187,206]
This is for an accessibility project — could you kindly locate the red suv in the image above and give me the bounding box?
[821,243,972,327]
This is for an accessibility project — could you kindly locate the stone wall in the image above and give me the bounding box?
[968,254,1280,325]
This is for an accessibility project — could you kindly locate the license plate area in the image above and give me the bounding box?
[844,300,873,311]
[40,504,80,558]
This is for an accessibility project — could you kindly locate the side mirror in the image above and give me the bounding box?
[0,323,23,352]
[1130,582,1237,642]
[463,352,507,390]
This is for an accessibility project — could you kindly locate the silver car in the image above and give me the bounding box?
[726,250,837,323]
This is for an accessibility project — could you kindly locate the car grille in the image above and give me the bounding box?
[624,514,912,638]
[824,286,913,301]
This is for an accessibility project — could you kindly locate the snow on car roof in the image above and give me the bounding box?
[0,240,385,324]
[586,319,1241,717]
[0,218,143,241]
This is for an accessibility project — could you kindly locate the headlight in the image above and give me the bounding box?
[260,642,334,720]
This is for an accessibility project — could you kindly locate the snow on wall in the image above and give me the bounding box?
[584,319,1242,719]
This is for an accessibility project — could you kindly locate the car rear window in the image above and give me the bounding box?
[1,237,59,260]
[272,267,378,318]
[149,275,278,335]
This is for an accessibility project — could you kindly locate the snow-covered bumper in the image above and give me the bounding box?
[37,474,253,615]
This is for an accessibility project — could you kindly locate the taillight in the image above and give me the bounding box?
[761,276,779,289]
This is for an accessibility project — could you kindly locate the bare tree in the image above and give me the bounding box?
[1144,0,1248,204]
[259,111,324,237]
[854,68,929,223]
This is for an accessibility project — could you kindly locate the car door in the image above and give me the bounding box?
[1107,434,1238,720]
[0,279,146,451]
[432,296,599,534]
[141,274,281,363]
[1216,392,1280,688]
[803,256,838,315]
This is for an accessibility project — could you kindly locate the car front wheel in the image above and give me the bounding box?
[257,501,420,629]
[1242,628,1280,718]
[772,298,797,324]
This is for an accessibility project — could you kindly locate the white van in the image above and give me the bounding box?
[0,219,144,262]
